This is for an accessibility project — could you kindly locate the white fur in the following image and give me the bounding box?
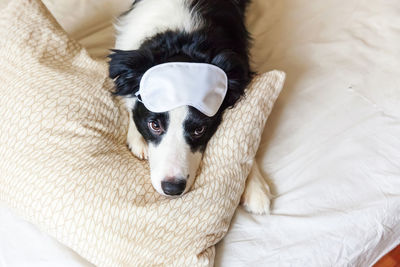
[126,109,148,160]
[147,106,202,196]
[241,162,272,215]
[115,0,203,50]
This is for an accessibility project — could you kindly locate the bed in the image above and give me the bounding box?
[1,0,399,266]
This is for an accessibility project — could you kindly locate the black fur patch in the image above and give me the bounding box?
[183,107,223,153]
[132,101,169,146]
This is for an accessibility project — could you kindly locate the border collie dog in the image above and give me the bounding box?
[109,0,271,214]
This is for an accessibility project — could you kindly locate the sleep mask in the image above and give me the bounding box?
[136,62,228,117]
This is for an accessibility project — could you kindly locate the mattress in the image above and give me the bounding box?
[1,0,400,266]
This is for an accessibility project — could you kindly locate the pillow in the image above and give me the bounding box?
[0,0,285,266]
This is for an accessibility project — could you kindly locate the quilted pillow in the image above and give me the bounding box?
[0,0,285,266]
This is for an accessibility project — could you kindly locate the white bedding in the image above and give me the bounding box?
[1,0,400,266]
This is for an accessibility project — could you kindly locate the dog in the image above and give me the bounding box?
[108,0,271,214]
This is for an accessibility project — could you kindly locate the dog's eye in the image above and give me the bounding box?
[192,126,206,138]
[148,120,163,134]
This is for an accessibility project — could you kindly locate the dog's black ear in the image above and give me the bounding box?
[211,51,253,109]
[108,49,154,96]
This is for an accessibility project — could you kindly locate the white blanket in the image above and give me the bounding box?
[1,0,399,266]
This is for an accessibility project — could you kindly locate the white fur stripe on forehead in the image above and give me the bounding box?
[137,62,228,117]
[115,0,203,51]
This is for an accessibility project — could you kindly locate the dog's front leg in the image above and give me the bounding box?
[240,161,271,215]
[127,109,148,160]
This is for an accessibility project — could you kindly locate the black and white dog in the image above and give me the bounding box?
[109,0,271,214]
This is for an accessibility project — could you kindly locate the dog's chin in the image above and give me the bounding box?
[152,186,188,199]
[162,194,183,199]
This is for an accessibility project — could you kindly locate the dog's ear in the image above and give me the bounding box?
[211,51,253,109]
[108,49,154,96]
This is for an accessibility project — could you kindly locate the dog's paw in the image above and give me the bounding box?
[127,136,148,160]
[241,185,271,215]
[240,162,271,215]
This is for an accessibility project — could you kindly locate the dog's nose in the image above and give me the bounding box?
[161,178,186,196]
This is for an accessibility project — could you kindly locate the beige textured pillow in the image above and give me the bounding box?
[0,0,285,266]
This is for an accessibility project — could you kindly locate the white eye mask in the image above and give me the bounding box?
[136,62,228,117]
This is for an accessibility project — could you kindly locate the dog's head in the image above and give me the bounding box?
[109,32,251,196]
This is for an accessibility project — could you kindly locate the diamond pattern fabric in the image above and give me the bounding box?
[0,0,285,266]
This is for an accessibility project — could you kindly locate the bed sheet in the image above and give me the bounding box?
[1,0,400,266]
[215,0,400,266]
